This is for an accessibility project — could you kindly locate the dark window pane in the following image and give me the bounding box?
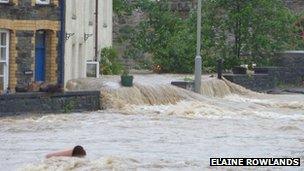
[0,77,3,91]
[0,63,3,75]
[0,47,6,60]
[87,64,97,77]
[0,33,6,46]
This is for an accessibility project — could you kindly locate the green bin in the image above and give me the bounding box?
[121,75,134,87]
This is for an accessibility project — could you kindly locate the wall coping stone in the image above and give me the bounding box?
[224,74,269,77]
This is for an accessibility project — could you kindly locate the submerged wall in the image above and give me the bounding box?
[224,74,276,92]
[274,51,304,84]
[0,91,100,116]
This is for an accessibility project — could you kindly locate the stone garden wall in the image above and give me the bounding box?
[284,0,304,13]
[0,91,101,116]
[274,51,304,84]
[223,51,304,92]
[224,74,276,92]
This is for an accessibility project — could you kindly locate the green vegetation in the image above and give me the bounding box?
[63,101,75,113]
[206,0,302,68]
[100,47,123,75]
[114,0,304,73]
[113,0,137,16]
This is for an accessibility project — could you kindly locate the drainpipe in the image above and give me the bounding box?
[59,0,66,86]
[95,0,99,61]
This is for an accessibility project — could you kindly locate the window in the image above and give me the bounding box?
[72,0,76,19]
[36,0,50,5]
[86,61,99,78]
[0,0,9,4]
[78,44,83,77]
[71,44,76,78]
[0,29,9,91]
[103,0,108,27]
[88,0,94,25]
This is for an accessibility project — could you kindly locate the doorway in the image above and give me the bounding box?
[35,30,46,82]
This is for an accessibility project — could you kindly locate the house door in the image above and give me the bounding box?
[35,31,46,82]
[0,29,9,91]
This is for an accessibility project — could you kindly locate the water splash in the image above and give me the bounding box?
[101,85,197,109]
[20,157,139,171]
[19,156,198,171]
[1,75,303,170]
[66,75,304,112]
[67,76,257,108]
[200,78,256,97]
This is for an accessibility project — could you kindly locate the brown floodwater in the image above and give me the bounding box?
[0,74,303,170]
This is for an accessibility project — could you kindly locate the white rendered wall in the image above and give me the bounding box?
[98,0,113,57]
[64,0,113,85]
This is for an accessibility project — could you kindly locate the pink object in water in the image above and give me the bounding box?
[46,146,86,158]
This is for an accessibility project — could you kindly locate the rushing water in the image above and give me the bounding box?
[1,74,304,171]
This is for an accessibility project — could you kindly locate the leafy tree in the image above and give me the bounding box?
[128,0,197,73]
[203,0,301,67]
[113,0,136,16]
[117,0,304,73]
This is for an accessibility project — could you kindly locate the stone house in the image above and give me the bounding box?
[0,0,62,91]
[0,0,113,91]
[64,0,112,85]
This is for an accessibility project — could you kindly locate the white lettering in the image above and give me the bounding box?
[286,159,293,165]
[246,159,253,165]
[259,158,269,165]
[252,159,259,165]
[211,158,218,165]
[293,158,300,166]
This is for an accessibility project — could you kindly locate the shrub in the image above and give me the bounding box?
[100,47,123,75]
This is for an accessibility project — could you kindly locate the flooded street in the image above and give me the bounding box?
[0,75,304,170]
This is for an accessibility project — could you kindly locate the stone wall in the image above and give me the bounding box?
[284,0,304,13]
[0,1,60,20]
[224,74,276,92]
[15,30,35,85]
[171,81,194,91]
[274,51,304,84]
[223,51,304,91]
[254,66,303,85]
[0,91,101,116]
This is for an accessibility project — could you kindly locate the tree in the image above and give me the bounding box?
[129,0,197,73]
[203,0,301,67]
[120,0,304,72]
